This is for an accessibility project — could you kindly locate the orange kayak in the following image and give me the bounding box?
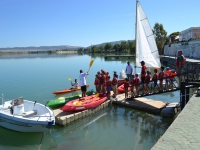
[52,84,89,94]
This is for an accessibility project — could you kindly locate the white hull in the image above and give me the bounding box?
[0,98,55,132]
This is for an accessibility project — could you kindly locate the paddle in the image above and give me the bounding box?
[68,78,72,81]
[87,59,94,73]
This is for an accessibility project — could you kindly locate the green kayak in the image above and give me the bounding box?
[46,89,95,108]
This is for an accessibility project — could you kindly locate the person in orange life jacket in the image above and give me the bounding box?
[79,70,89,97]
[140,61,147,94]
[176,50,186,87]
[124,78,130,98]
[71,79,79,89]
[94,74,100,93]
[170,69,177,89]
[158,66,165,91]
[144,71,151,94]
[135,74,141,96]
[106,76,112,98]
[130,74,136,97]
[152,68,158,93]
[112,74,118,98]
[164,67,171,90]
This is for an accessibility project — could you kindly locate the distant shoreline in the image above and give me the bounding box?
[0,50,78,55]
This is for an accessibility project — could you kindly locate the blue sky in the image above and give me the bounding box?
[0,0,199,48]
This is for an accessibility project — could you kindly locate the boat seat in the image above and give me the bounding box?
[21,110,37,117]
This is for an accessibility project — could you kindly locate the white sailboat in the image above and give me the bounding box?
[135,0,161,68]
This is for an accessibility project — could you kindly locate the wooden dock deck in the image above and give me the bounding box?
[53,92,167,126]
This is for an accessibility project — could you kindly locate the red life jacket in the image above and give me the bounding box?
[135,78,140,85]
[175,55,186,66]
[94,78,99,85]
[112,78,118,85]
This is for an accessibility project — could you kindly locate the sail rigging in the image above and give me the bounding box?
[135,1,161,68]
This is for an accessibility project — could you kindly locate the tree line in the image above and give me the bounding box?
[78,22,178,55]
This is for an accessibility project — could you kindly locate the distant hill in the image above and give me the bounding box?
[0,45,82,51]
[0,40,134,51]
[87,40,133,48]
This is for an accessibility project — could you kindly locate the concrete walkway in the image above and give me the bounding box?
[151,93,200,150]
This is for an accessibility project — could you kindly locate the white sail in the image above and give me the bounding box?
[136,1,161,68]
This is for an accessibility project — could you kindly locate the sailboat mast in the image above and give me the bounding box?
[134,0,138,74]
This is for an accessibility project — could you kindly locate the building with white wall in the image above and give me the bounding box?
[179,27,200,41]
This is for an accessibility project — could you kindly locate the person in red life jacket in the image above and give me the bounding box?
[144,71,151,94]
[170,69,177,89]
[112,74,118,98]
[130,74,136,97]
[158,66,165,92]
[124,78,130,98]
[104,72,109,93]
[152,68,158,93]
[164,67,171,90]
[106,76,112,98]
[97,71,102,93]
[175,50,186,87]
[140,61,147,94]
[94,74,100,93]
[135,74,140,96]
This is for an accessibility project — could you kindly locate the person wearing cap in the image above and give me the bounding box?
[112,73,118,98]
[152,68,158,93]
[140,61,147,94]
[126,62,133,81]
[79,70,89,97]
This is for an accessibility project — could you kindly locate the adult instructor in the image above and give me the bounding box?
[79,70,89,97]
[126,61,133,80]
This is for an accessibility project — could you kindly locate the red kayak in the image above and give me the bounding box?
[118,79,125,87]
[117,84,131,93]
[52,84,89,94]
[60,94,107,112]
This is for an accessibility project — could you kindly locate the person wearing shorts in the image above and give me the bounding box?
[79,70,89,97]
[126,61,133,80]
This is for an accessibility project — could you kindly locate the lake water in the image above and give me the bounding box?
[0,53,180,150]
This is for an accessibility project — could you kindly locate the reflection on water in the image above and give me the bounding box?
[0,53,178,150]
[48,106,172,150]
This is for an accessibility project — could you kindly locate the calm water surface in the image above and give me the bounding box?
[0,53,179,150]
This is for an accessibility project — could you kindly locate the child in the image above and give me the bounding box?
[135,74,140,96]
[106,76,112,98]
[71,79,79,89]
[152,68,158,93]
[124,78,129,98]
[94,75,100,93]
[130,74,136,97]
[170,69,177,89]
[112,74,118,98]
[158,66,165,91]
[165,67,171,90]
[144,71,151,94]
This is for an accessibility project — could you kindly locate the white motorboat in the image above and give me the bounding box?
[0,96,55,132]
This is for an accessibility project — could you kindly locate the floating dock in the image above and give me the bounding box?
[53,92,167,126]
[112,94,167,114]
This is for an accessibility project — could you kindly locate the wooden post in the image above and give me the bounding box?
[180,82,185,110]
[186,87,190,104]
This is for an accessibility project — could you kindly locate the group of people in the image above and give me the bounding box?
[71,50,185,98]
